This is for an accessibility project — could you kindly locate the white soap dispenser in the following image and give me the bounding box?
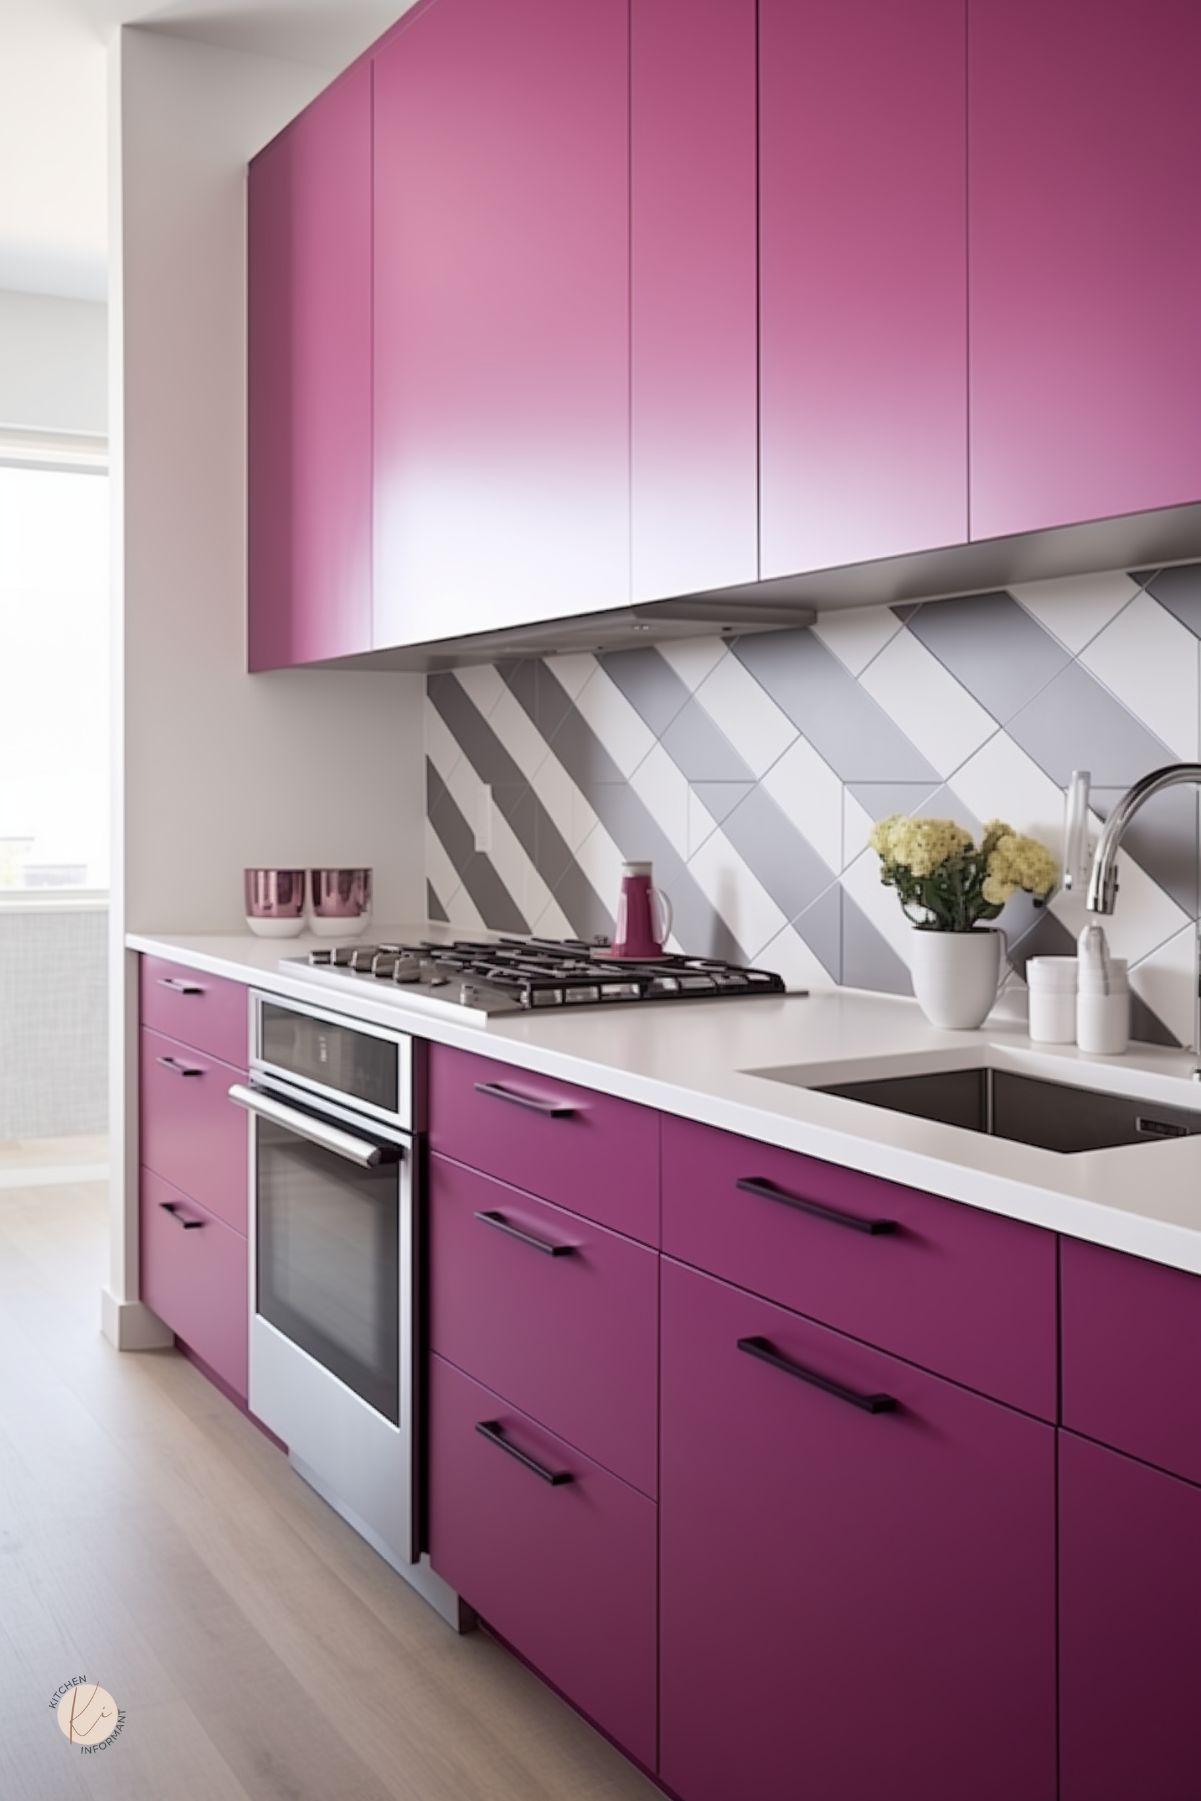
[1076,921,1130,1055]
[1062,769,1094,894]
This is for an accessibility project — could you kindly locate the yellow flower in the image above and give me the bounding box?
[985,832,1058,902]
[869,814,904,862]
[868,815,972,877]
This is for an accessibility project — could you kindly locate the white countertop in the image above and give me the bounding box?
[128,925,1201,1275]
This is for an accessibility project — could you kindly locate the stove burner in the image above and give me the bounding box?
[296,936,792,1013]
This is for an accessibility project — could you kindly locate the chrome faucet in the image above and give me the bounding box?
[1085,763,1201,911]
[1082,762,1201,1062]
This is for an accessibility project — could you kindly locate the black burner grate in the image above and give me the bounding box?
[303,936,788,1009]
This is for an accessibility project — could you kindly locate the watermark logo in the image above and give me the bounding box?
[49,1679,125,1754]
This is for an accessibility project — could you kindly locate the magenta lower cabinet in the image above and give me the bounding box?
[659,1258,1056,1801]
[1061,1236,1201,1486]
[1060,1432,1201,1801]
[139,1028,247,1235]
[661,1115,1057,1419]
[139,956,249,1068]
[427,1046,660,1245]
[428,1154,658,1496]
[427,1355,657,1770]
[140,1168,248,1399]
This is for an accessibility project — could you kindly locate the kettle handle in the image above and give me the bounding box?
[652,886,673,947]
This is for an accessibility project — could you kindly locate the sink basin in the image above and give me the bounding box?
[775,1065,1201,1155]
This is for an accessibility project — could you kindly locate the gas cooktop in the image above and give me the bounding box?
[282,937,792,1020]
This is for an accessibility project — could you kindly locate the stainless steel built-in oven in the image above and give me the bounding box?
[229,992,419,1575]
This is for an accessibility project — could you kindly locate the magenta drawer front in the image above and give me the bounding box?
[1060,1431,1201,1801]
[428,1355,657,1771]
[140,1168,248,1398]
[140,955,249,1067]
[427,1046,659,1245]
[140,1028,248,1236]
[1061,1237,1201,1485]
[661,1115,1056,1418]
[429,1154,658,1495]
[659,1259,1056,1801]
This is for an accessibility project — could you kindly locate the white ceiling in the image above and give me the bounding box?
[0,0,406,302]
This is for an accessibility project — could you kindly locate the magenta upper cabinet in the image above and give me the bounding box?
[969,0,1201,539]
[630,0,757,601]
[372,0,629,646]
[1060,1432,1201,1801]
[248,63,373,671]
[659,1259,1056,1801]
[758,0,967,578]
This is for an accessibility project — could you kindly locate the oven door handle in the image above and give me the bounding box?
[227,1083,401,1169]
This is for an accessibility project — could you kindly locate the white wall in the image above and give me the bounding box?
[106,27,427,1342]
[0,289,107,436]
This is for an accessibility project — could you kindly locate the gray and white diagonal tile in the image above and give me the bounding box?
[426,563,1201,1045]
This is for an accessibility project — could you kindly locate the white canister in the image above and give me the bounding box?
[1027,956,1078,1045]
[1077,957,1130,1055]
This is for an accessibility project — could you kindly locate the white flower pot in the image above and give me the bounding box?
[908,927,1004,1030]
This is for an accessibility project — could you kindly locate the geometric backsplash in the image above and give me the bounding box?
[426,563,1201,1047]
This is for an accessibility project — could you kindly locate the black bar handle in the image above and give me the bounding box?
[474,1209,575,1257]
[157,976,203,995]
[473,1080,575,1118]
[159,1200,204,1230]
[737,1175,896,1236]
[737,1335,897,1415]
[156,1055,203,1078]
[475,1420,574,1485]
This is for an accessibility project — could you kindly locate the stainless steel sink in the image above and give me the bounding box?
[807,1066,1201,1155]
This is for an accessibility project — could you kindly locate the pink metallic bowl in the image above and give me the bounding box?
[310,867,372,936]
[244,868,306,938]
[311,866,372,917]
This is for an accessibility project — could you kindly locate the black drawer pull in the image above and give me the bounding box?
[737,1335,897,1415]
[156,1055,203,1078]
[159,1200,204,1230]
[737,1175,896,1235]
[475,1420,574,1485]
[474,1209,575,1257]
[473,1080,575,1118]
[157,976,203,995]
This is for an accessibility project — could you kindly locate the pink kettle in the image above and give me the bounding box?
[611,861,673,960]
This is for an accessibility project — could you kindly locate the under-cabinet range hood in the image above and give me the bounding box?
[310,497,1201,671]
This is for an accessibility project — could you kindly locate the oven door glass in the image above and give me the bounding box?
[259,1000,400,1117]
[255,1110,401,1424]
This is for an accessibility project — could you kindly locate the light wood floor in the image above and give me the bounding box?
[0,1180,658,1801]
[0,1136,108,1190]
[0,1135,108,1171]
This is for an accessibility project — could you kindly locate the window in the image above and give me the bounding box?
[0,462,109,893]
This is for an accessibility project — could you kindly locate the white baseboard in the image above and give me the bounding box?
[100,1287,174,1351]
[0,1162,109,1190]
